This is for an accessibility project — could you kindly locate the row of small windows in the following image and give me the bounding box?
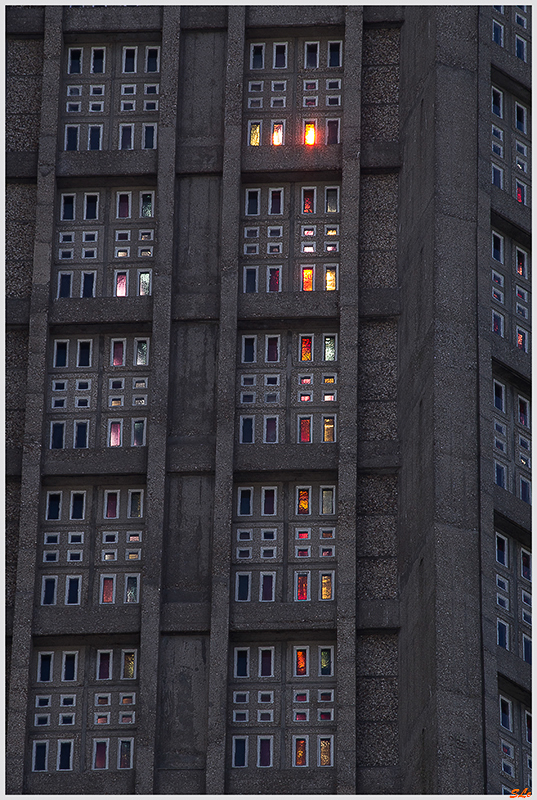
[248,79,341,95]
[244,186,339,216]
[32,737,134,772]
[66,82,159,112]
[249,41,342,71]
[492,19,529,61]
[60,191,154,221]
[64,123,157,151]
[56,269,152,299]
[235,486,336,517]
[241,334,337,364]
[243,223,340,254]
[36,649,137,684]
[232,734,333,768]
[239,384,337,406]
[45,489,144,521]
[49,418,146,449]
[232,687,335,721]
[233,645,333,679]
[242,265,338,293]
[68,46,160,75]
[40,573,140,606]
[234,570,334,602]
[51,379,147,410]
[239,414,336,444]
[248,119,340,146]
[53,338,149,368]
[57,226,154,259]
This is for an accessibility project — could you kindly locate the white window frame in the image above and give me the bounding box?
[100,574,116,605]
[68,47,82,75]
[92,738,109,770]
[145,45,160,73]
[319,571,335,601]
[232,736,249,768]
[142,123,157,150]
[65,575,81,606]
[304,41,319,69]
[96,650,113,680]
[320,485,336,515]
[301,186,317,214]
[90,46,106,74]
[259,573,276,603]
[492,86,504,118]
[265,334,280,363]
[240,416,255,444]
[292,735,309,767]
[118,738,134,769]
[242,335,257,363]
[257,736,274,768]
[272,42,288,69]
[293,645,310,677]
[32,740,49,771]
[83,192,99,221]
[294,571,311,601]
[122,46,138,74]
[56,739,74,771]
[325,117,340,143]
[124,573,140,603]
[238,486,253,516]
[41,575,58,606]
[64,124,80,151]
[120,649,138,680]
[69,491,86,521]
[119,123,134,151]
[266,265,282,292]
[270,120,285,145]
[61,651,78,682]
[318,735,334,767]
[250,42,265,70]
[234,647,250,678]
[325,185,340,213]
[243,266,258,293]
[261,486,277,515]
[131,418,146,447]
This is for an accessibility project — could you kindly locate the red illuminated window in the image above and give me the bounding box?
[304,122,316,145]
[101,576,115,603]
[297,488,310,514]
[268,267,280,292]
[300,335,313,361]
[299,417,311,443]
[296,572,309,600]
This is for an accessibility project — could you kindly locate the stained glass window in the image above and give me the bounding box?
[325,268,337,290]
[302,189,315,213]
[295,738,307,766]
[299,418,311,443]
[319,738,331,766]
[101,577,115,603]
[302,267,314,291]
[323,335,336,361]
[321,488,334,515]
[300,336,312,361]
[296,573,309,600]
[320,574,332,600]
[323,417,335,442]
[297,488,310,514]
[122,651,136,679]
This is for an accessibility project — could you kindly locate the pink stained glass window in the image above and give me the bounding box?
[115,272,127,297]
[296,573,308,600]
[268,268,280,292]
[300,336,312,361]
[302,268,314,291]
[94,741,107,769]
[105,491,118,518]
[109,421,122,447]
[299,418,311,443]
[297,489,309,514]
[302,189,315,213]
[98,652,110,679]
[101,577,114,603]
[113,341,124,366]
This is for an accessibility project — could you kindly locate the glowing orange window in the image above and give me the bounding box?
[296,573,309,600]
[300,336,312,361]
[272,123,284,146]
[295,738,307,766]
[295,648,307,675]
[302,267,314,291]
[304,122,316,145]
[297,488,310,514]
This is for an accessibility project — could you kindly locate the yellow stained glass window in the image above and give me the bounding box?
[295,738,307,766]
[302,268,314,291]
[249,122,260,146]
[320,575,332,600]
[325,268,336,291]
[272,123,283,145]
[300,336,312,361]
[123,651,136,679]
[319,738,331,766]
[323,417,335,442]
[298,488,310,514]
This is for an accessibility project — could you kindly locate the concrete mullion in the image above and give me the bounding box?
[6,6,63,794]
[205,6,245,794]
[134,7,181,794]
[336,6,363,794]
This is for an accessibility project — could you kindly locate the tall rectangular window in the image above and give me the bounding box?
[119,124,133,150]
[328,41,342,67]
[300,335,313,361]
[77,339,92,367]
[269,189,282,215]
[84,194,98,220]
[118,739,133,769]
[93,740,108,770]
[273,43,287,69]
[142,124,156,149]
[70,492,85,520]
[123,47,137,73]
[272,122,284,146]
[121,650,137,679]
[145,47,160,72]
[516,248,528,278]
[62,652,77,681]
[262,487,276,515]
[101,575,116,604]
[68,48,82,74]
[299,417,312,443]
[128,490,143,518]
[38,653,53,682]
[61,194,75,221]
[258,737,272,768]
[492,87,503,118]
[305,42,319,68]
[125,575,139,603]
[318,737,333,766]
[46,492,62,520]
[259,648,274,677]
[65,576,81,605]
[235,648,249,678]
[42,577,57,605]
[54,340,68,367]
[267,267,280,292]
[500,696,512,730]
[82,272,95,297]
[302,267,314,291]
[320,573,334,600]
[51,422,65,450]
[326,119,339,144]
[57,740,73,771]
[325,188,339,213]
[238,487,252,516]
[264,416,278,444]
[233,737,248,767]
[323,416,335,442]
[97,650,112,680]
[323,335,337,361]
[65,126,79,151]
[249,121,261,146]
[33,741,48,772]
[321,487,335,515]
[295,571,310,600]
[88,125,102,150]
[240,417,254,444]
[297,487,310,515]
[104,490,119,518]
[246,189,260,215]
[521,549,532,581]
[494,380,505,412]
[74,421,88,449]
[135,339,149,365]
[294,647,309,676]
[58,272,72,298]
[242,336,257,363]
[496,533,508,566]
[265,335,279,362]
[236,573,251,601]
[260,573,275,602]
[495,461,506,489]
[250,43,264,70]
[293,737,308,766]
[492,232,504,262]
[302,188,316,214]
[117,193,131,219]
[91,47,105,73]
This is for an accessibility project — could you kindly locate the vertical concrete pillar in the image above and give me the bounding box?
[205,6,245,794]
[336,6,363,794]
[6,6,63,794]
[135,7,181,794]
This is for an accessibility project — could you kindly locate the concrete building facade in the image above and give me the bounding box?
[5,5,531,794]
